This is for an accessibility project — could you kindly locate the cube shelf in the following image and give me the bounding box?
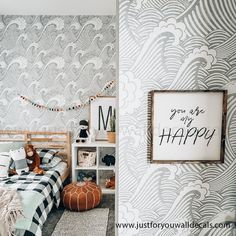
[72,141,116,194]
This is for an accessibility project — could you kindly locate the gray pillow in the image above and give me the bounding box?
[0,142,25,170]
[0,142,25,152]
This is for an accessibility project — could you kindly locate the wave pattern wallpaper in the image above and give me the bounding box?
[119,0,236,235]
[0,16,116,138]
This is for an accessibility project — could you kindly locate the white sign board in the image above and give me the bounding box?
[90,96,116,140]
[150,91,227,163]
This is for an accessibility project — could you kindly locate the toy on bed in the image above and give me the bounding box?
[25,144,44,175]
[9,147,29,175]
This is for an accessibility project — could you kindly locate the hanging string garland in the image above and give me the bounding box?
[19,80,115,112]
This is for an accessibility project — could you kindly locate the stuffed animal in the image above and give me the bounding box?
[76,120,89,143]
[9,147,29,175]
[25,144,44,174]
[102,154,115,166]
[77,171,96,182]
[105,176,115,189]
[77,171,86,182]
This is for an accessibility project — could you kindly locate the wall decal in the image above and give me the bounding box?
[150,90,227,163]
[0,15,116,139]
[119,0,236,235]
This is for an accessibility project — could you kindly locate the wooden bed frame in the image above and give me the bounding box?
[0,130,71,182]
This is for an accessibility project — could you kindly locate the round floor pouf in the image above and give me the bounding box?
[61,182,102,211]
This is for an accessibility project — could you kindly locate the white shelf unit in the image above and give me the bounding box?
[72,141,116,194]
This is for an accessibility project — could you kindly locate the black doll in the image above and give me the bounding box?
[76,120,89,143]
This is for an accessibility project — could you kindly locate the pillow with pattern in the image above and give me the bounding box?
[0,152,11,179]
[37,149,58,164]
[39,156,62,171]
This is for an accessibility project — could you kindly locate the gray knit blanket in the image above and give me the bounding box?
[0,187,23,236]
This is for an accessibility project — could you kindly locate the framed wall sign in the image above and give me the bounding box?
[150,90,227,163]
[90,96,116,141]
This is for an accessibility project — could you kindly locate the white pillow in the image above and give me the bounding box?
[0,153,11,179]
[10,147,29,175]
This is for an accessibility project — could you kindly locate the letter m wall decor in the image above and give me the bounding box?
[149,90,227,163]
[90,96,116,140]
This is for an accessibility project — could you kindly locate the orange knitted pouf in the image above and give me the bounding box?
[61,182,102,211]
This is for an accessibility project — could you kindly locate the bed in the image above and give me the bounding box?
[0,130,71,236]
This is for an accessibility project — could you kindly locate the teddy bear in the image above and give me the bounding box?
[105,176,115,189]
[102,154,115,166]
[24,144,44,174]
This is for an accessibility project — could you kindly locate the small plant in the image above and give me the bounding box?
[110,109,116,132]
[107,109,116,143]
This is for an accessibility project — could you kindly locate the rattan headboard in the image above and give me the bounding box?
[0,130,71,181]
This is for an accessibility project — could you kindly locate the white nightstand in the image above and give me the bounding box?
[72,141,116,194]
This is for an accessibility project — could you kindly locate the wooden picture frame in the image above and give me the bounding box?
[90,96,116,141]
[150,90,227,163]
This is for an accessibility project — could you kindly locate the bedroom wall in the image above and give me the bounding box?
[118,0,236,235]
[0,15,116,139]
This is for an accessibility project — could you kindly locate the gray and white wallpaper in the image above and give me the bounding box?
[119,0,236,235]
[0,15,116,138]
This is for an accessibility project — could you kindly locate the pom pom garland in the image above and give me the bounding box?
[19,80,115,112]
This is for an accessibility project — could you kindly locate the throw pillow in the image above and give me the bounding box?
[0,142,25,172]
[37,149,58,164]
[0,153,11,179]
[39,156,62,171]
[0,142,25,152]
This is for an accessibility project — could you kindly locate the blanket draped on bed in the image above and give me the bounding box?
[0,187,23,236]
[0,171,62,236]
